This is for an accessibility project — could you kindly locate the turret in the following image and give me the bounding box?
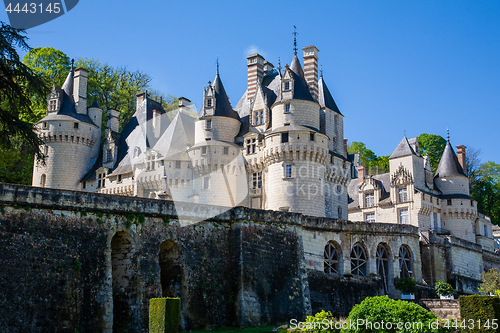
[434,140,469,196]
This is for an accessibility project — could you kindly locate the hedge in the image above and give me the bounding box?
[149,297,181,333]
[459,295,500,333]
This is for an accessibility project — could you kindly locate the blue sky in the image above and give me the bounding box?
[3,0,499,164]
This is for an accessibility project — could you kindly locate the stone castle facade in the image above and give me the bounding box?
[31,42,499,300]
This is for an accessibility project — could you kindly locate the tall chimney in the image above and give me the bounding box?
[302,46,319,101]
[106,109,120,134]
[343,139,348,158]
[456,145,467,176]
[178,97,191,114]
[247,54,265,101]
[73,67,89,115]
[136,92,147,111]
[358,166,366,184]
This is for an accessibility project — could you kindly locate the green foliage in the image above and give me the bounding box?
[347,141,389,175]
[417,134,446,174]
[435,281,455,297]
[300,310,339,332]
[459,295,500,332]
[470,162,500,225]
[149,297,181,333]
[163,216,171,226]
[343,296,452,333]
[70,259,81,272]
[479,268,500,295]
[395,277,417,294]
[23,47,70,86]
[0,22,48,163]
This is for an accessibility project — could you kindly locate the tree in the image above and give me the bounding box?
[470,162,500,225]
[417,133,446,174]
[0,22,48,162]
[347,141,389,175]
[478,268,500,295]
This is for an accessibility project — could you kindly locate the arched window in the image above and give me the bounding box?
[399,245,413,278]
[324,241,341,275]
[351,243,367,277]
[376,243,391,294]
[40,174,46,188]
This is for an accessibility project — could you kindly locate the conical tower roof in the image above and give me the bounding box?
[434,141,467,178]
[287,55,314,102]
[318,75,342,115]
[389,136,416,159]
[200,71,239,120]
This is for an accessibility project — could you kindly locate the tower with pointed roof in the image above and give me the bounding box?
[32,63,103,191]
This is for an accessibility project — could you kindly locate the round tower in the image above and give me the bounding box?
[32,65,102,191]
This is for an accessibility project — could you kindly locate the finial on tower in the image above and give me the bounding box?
[320,65,323,78]
[447,125,450,142]
[293,26,298,55]
[404,130,406,137]
[216,57,219,74]
[277,57,281,74]
[71,59,74,70]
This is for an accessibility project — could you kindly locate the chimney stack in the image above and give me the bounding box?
[358,166,366,184]
[302,46,319,101]
[73,67,89,115]
[178,97,191,114]
[343,139,348,158]
[247,54,265,101]
[106,109,120,134]
[456,145,467,176]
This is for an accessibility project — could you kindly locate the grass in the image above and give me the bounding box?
[188,325,286,333]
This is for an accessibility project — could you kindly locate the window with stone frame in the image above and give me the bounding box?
[350,243,367,277]
[399,246,413,278]
[338,206,342,218]
[49,99,56,111]
[201,146,207,155]
[253,110,264,125]
[206,119,212,129]
[206,98,212,107]
[399,208,409,224]
[223,147,229,155]
[202,176,209,190]
[365,192,375,207]
[284,103,290,113]
[281,132,289,143]
[252,172,262,190]
[175,160,181,169]
[43,122,48,129]
[310,132,315,141]
[284,81,290,91]
[246,138,257,154]
[324,241,341,275]
[365,213,375,223]
[398,187,407,203]
[106,149,112,162]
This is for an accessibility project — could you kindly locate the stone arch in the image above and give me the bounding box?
[111,231,140,332]
[398,244,413,278]
[324,240,342,275]
[350,242,368,277]
[376,243,392,294]
[159,240,184,298]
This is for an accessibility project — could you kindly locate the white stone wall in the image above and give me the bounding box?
[271,100,320,131]
[194,116,241,144]
[434,176,470,196]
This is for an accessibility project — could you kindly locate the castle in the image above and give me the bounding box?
[30,41,499,306]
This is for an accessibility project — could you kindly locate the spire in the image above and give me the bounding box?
[447,126,450,142]
[61,66,74,97]
[434,140,467,178]
[277,57,281,74]
[293,26,298,55]
[320,65,323,78]
[71,58,74,70]
[216,57,219,74]
[90,98,100,109]
[201,70,239,120]
[317,75,342,115]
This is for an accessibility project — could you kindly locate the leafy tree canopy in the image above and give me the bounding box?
[23,47,70,86]
[347,141,389,175]
[478,268,500,295]
[471,161,500,225]
[417,133,446,174]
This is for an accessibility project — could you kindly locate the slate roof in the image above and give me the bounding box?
[434,141,467,178]
[389,136,416,159]
[287,55,314,102]
[347,173,391,209]
[318,75,342,115]
[152,111,195,158]
[200,72,239,120]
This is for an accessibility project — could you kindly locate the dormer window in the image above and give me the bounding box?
[398,187,407,203]
[106,149,112,162]
[246,138,257,154]
[253,110,264,125]
[206,119,212,129]
[49,99,56,111]
[365,193,375,207]
[206,98,212,107]
[284,81,290,91]
[134,146,141,157]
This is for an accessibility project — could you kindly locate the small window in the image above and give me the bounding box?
[40,174,46,188]
[202,176,209,190]
[206,98,212,107]
[338,206,342,218]
[43,122,48,129]
[447,199,452,206]
[285,164,292,178]
[223,147,229,155]
[118,175,122,182]
[74,122,79,129]
[310,132,315,141]
[399,209,409,224]
[398,188,407,203]
[471,200,474,207]
[106,149,112,162]
[201,146,207,155]
[134,146,141,157]
[365,193,374,207]
[82,182,86,189]
[206,119,212,129]
[44,145,49,156]
[49,100,56,111]
[484,224,489,238]
[281,132,289,143]
[175,161,181,169]
[284,103,290,113]
[252,172,262,190]
[284,81,290,90]
[365,213,375,223]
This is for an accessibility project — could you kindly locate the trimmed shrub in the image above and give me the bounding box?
[299,310,339,332]
[149,297,181,333]
[459,295,500,333]
[435,281,455,297]
[395,277,417,294]
[342,295,453,333]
